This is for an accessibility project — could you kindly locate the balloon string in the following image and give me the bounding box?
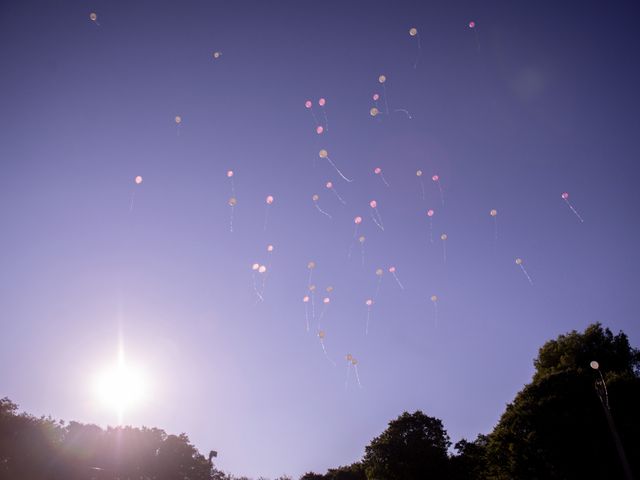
[392,272,405,290]
[345,363,352,390]
[304,304,309,332]
[434,302,438,329]
[229,206,234,233]
[325,157,353,183]
[353,365,362,389]
[564,199,584,223]
[370,210,384,231]
[437,181,445,206]
[331,187,346,205]
[393,109,413,119]
[321,107,329,132]
[380,173,390,187]
[263,206,270,231]
[429,219,433,244]
[419,178,425,200]
[375,277,383,298]
[365,307,371,336]
[519,264,533,285]
[129,191,135,212]
[252,273,264,302]
[314,203,332,218]
[320,341,336,366]
[442,242,447,263]
[413,33,422,69]
[360,244,365,267]
[317,304,328,328]
[382,83,390,114]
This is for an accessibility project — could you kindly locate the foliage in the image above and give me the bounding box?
[362,410,450,480]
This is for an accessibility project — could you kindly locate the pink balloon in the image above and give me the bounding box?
[316,126,324,134]
[325,181,333,189]
[369,200,377,209]
[561,192,569,199]
[427,209,434,217]
[432,174,439,182]
[305,100,312,109]
[354,216,362,224]
[374,167,382,174]
[318,98,326,106]
[365,299,373,306]
[134,175,143,185]
[266,195,274,205]
[468,21,476,28]
[226,170,234,178]
[372,93,380,101]
[388,266,396,273]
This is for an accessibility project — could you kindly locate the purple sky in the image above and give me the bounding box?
[1,0,640,478]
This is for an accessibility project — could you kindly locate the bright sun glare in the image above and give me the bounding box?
[94,349,147,425]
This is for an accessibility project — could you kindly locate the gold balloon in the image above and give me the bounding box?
[175,115,182,124]
[441,233,448,241]
[319,149,328,158]
[430,295,438,302]
[312,194,319,201]
[375,268,383,276]
[378,75,386,84]
[370,107,379,117]
[89,12,97,21]
[409,27,418,36]
[309,284,316,291]
[416,170,423,177]
[307,261,316,269]
[326,286,334,293]
[515,258,523,265]
[346,353,353,361]
[228,197,237,207]
[490,209,497,217]
[358,235,366,243]
[318,330,325,339]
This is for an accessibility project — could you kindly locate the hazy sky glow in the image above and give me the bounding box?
[1,1,640,478]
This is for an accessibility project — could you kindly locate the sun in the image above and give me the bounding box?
[94,350,147,424]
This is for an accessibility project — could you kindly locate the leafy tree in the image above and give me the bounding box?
[363,410,450,480]
[486,324,640,480]
[449,435,489,480]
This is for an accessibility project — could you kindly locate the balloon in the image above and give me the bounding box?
[309,284,316,291]
[374,167,382,174]
[441,233,448,241]
[354,216,362,224]
[318,330,325,339]
[266,195,274,205]
[323,297,330,304]
[326,286,334,292]
[561,192,569,199]
[409,27,418,36]
[416,170,423,177]
[370,107,380,117]
[490,209,497,217]
[365,299,373,306]
[258,265,267,273]
[134,175,143,185]
[375,268,383,276]
[515,258,522,265]
[213,51,222,59]
[312,194,319,201]
[326,181,333,189]
[175,115,182,124]
[358,235,365,243]
[305,100,312,109]
[590,361,600,370]
[346,353,353,361]
[468,21,476,28]
[373,93,380,101]
[378,75,386,84]
[307,261,316,269]
[267,244,274,252]
[227,170,234,178]
[369,200,377,209]
[432,174,439,182]
[351,358,358,366]
[303,295,310,303]
[427,209,434,217]
[318,98,326,106]
[389,266,396,273]
[252,263,260,270]
[89,12,97,21]
[431,295,438,302]
[316,126,324,134]
[319,149,328,158]
[228,197,237,207]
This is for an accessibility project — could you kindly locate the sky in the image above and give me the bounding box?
[1,0,640,478]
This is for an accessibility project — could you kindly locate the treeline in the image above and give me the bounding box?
[2,324,639,480]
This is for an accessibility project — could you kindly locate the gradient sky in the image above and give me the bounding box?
[2,0,640,478]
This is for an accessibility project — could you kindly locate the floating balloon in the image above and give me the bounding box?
[258,265,267,274]
[561,192,584,223]
[365,298,374,335]
[430,295,439,327]
[440,233,448,263]
[374,167,390,187]
[228,197,237,207]
[326,285,334,293]
[316,126,324,134]
[515,258,533,285]
[409,27,422,68]
[89,12,99,25]
[263,195,274,231]
[227,170,234,178]
[175,115,182,124]
[468,21,476,28]
[267,244,274,252]
[326,181,346,205]
[373,93,380,101]
[389,266,404,290]
[416,169,426,199]
[318,97,329,132]
[468,21,480,50]
[490,209,498,241]
[134,175,143,185]
[317,330,335,366]
[426,209,435,243]
[251,263,264,301]
[318,149,353,182]
[378,75,386,84]
[370,107,380,117]
[345,355,362,389]
[312,193,332,219]
[369,200,385,231]
[432,174,445,206]
[213,51,222,59]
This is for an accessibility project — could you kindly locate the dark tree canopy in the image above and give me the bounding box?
[363,410,450,480]
[486,324,640,480]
